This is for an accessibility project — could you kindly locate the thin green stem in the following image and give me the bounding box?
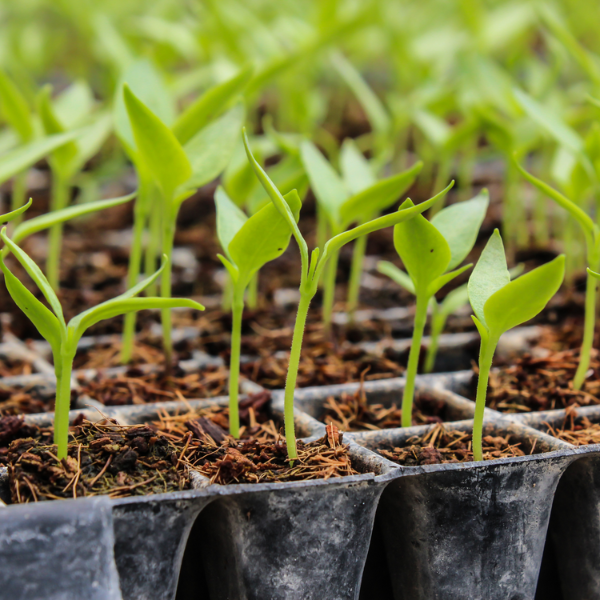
[347,233,367,318]
[473,337,497,461]
[228,289,244,438]
[283,291,313,461]
[145,190,161,296]
[573,269,598,390]
[247,272,259,309]
[161,217,175,365]
[424,307,445,374]
[11,170,28,228]
[54,351,74,460]
[401,294,429,427]
[322,248,339,331]
[429,157,452,217]
[47,174,70,291]
[121,182,151,364]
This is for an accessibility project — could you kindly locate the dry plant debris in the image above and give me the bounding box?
[543,406,600,446]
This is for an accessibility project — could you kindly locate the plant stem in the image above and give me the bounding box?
[145,191,161,296]
[121,182,150,364]
[347,233,367,318]
[424,306,445,374]
[401,294,429,427]
[247,273,259,309]
[429,157,451,217]
[47,174,70,290]
[283,291,313,461]
[228,288,244,438]
[573,269,598,390]
[322,248,339,331]
[54,353,74,460]
[11,170,28,228]
[161,217,175,365]
[473,337,497,462]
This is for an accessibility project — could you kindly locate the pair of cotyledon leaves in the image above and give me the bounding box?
[120,62,251,204]
[300,139,423,232]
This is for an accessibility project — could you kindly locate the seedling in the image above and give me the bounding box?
[123,82,244,364]
[244,129,452,460]
[300,139,422,328]
[0,228,204,460]
[378,191,488,426]
[468,230,564,460]
[215,186,300,437]
[516,163,599,390]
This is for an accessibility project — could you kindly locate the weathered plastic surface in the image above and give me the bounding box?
[0,496,122,600]
[350,418,578,600]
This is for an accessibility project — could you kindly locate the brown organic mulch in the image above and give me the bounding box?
[322,377,446,431]
[77,365,229,406]
[542,406,600,446]
[0,383,63,415]
[476,349,600,413]
[72,341,167,370]
[379,423,529,466]
[0,357,34,378]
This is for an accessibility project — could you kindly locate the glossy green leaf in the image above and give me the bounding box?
[300,140,347,226]
[0,130,80,185]
[484,256,565,336]
[215,186,248,260]
[173,66,253,145]
[12,193,135,246]
[0,70,33,142]
[229,190,302,286]
[340,161,423,226]
[0,227,64,322]
[431,190,489,270]
[0,259,63,355]
[376,261,415,295]
[340,139,374,194]
[182,103,244,192]
[123,85,192,199]
[468,229,510,329]
[393,199,451,294]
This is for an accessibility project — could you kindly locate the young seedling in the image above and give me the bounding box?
[0,230,204,460]
[378,191,489,426]
[468,230,564,461]
[300,139,422,328]
[123,82,244,364]
[244,129,452,460]
[516,162,599,390]
[215,186,300,437]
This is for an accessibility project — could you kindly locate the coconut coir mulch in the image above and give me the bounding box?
[380,423,530,466]
[542,406,600,446]
[476,348,600,413]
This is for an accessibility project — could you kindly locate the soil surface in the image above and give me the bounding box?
[379,423,530,465]
[542,407,600,446]
[0,381,73,415]
[471,348,600,413]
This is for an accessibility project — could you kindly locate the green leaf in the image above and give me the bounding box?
[323,182,454,263]
[588,268,600,281]
[123,85,192,199]
[0,227,64,323]
[68,112,113,178]
[118,256,169,301]
[376,261,415,295]
[114,59,175,155]
[12,193,135,246]
[0,130,80,186]
[340,161,423,226]
[468,229,510,329]
[484,256,565,336]
[0,198,32,226]
[300,139,347,226]
[0,70,33,142]
[53,81,94,128]
[515,160,596,239]
[173,66,253,145]
[182,103,244,192]
[431,190,489,270]
[229,189,302,287]
[393,199,451,294]
[0,259,63,356]
[215,186,248,260]
[69,297,204,342]
[428,263,472,297]
[413,109,451,148]
[440,283,470,318]
[217,254,239,284]
[340,139,375,194]
[471,315,489,345]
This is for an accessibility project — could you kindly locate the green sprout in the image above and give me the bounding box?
[215,185,300,437]
[244,128,452,461]
[0,222,204,460]
[516,163,599,390]
[300,139,422,329]
[378,191,488,426]
[468,230,564,461]
[122,82,244,364]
